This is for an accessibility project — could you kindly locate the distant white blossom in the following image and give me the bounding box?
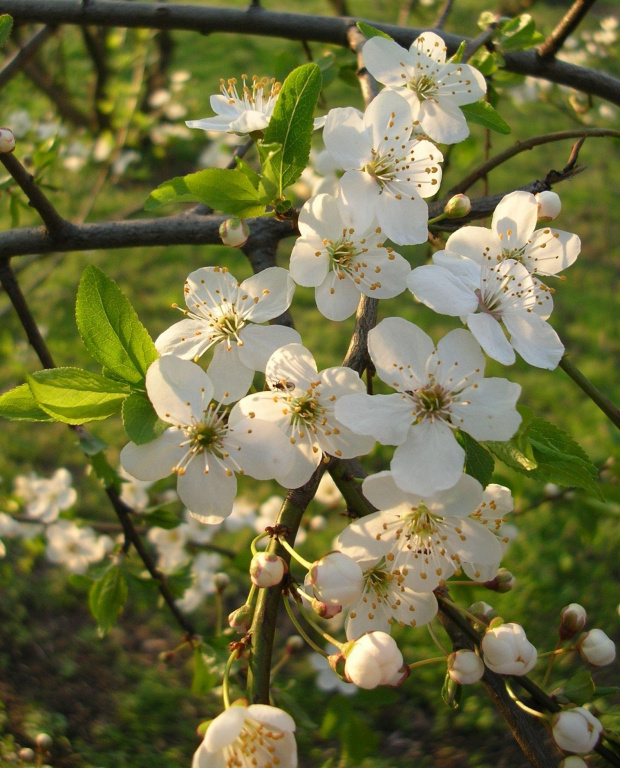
[16,468,77,524]
[45,520,112,574]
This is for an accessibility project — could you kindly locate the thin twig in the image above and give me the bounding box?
[433,0,454,31]
[81,26,111,131]
[538,0,599,59]
[559,355,620,431]
[0,25,55,90]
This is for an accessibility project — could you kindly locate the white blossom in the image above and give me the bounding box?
[45,521,112,574]
[308,552,364,607]
[120,356,293,523]
[323,90,442,245]
[176,552,224,613]
[447,650,485,685]
[552,708,603,754]
[481,623,538,675]
[362,31,487,144]
[16,468,77,524]
[335,318,521,495]
[230,343,375,489]
[290,192,411,320]
[119,467,153,512]
[192,704,297,768]
[147,525,190,573]
[250,552,287,588]
[155,266,300,404]
[578,629,616,667]
[344,631,409,689]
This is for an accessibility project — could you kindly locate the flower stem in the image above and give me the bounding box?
[222,648,237,709]
[409,656,447,670]
[282,595,327,656]
[427,621,449,656]
[559,354,620,431]
[277,535,313,571]
[295,597,344,651]
[251,532,270,557]
[541,641,565,688]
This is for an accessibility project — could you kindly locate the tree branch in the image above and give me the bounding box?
[3,1,620,106]
[538,0,599,59]
[559,355,620,431]
[0,24,55,89]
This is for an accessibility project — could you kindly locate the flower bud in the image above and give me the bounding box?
[483,568,515,593]
[213,572,230,592]
[447,650,485,685]
[219,217,249,247]
[559,757,589,768]
[311,597,342,619]
[285,635,304,655]
[443,194,471,218]
[35,734,53,751]
[481,622,537,675]
[552,707,603,753]
[309,551,364,607]
[327,651,348,682]
[0,128,15,154]
[559,603,587,640]
[344,631,409,690]
[228,604,253,634]
[249,552,287,588]
[469,601,498,624]
[18,749,35,763]
[535,190,561,221]
[578,628,616,666]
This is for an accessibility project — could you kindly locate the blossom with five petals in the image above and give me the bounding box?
[155,266,299,404]
[323,90,443,245]
[362,31,487,144]
[335,317,521,496]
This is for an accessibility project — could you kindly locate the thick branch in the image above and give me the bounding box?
[3,1,620,106]
[538,0,599,59]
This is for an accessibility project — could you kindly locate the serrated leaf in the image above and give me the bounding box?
[486,438,538,472]
[76,266,158,386]
[262,63,322,196]
[0,383,55,422]
[461,100,510,134]
[122,391,167,445]
[192,648,219,695]
[356,22,394,41]
[145,168,267,218]
[456,431,495,486]
[26,368,129,424]
[0,15,12,48]
[257,140,283,194]
[89,565,128,637]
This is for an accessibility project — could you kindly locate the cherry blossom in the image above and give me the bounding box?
[230,343,375,489]
[362,31,486,144]
[481,622,538,675]
[290,191,411,320]
[192,704,297,768]
[323,90,442,245]
[45,520,113,574]
[552,708,603,754]
[155,266,300,403]
[120,356,293,523]
[344,631,409,689]
[176,552,224,614]
[335,318,521,495]
[16,468,77,524]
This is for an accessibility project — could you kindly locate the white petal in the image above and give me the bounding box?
[315,272,361,321]
[229,110,271,133]
[365,90,413,150]
[290,237,330,287]
[369,317,435,389]
[432,251,482,287]
[418,98,470,144]
[362,37,415,88]
[523,228,581,276]
[492,191,537,248]
[433,328,486,390]
[436,64,487,106]
[238,267,295,323]
[445,227,500,266]
[317,365,367,399]
[185,267,239,311]
[467,312,516,365]
[408,264,478,316]
[426,473,483,518]
[229,417,294,484]
[338,170,381,226]
[335,393,413,445]
[391,420,465,495]
[237,324,302,372]
[246,704,296,733]
[443,518,502,565]
[265,343,317,390]
[120,428,185,481]
[298,193,344,241]
[412,31,448,65]
[323,107,371,170]
[390,586,438,628]
[345,598,392,640]
[452,379,522,440]
[376,191,429,246]
[503,313,564,369]
[362,471,418,510]
[155,318,215,360]
[178,454,237,523]
[146,356,213,425]
[207,343,254,404]
[204,707,246,753]
[336,511,394,563]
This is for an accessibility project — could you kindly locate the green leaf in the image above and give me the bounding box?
[256,140,283,196]
[448,40,467,64]
[0,383,55,422]
[456,431,494,486]
[468,49,498,76]
[356,22,394,41]
[461,100,511,134]
[0,15,12,48]
[26,368,129,424]
[262,63,322,196]
[497,14,537,52]
[562,669,595,706]
[89,565,128,637]
[145,168,267,218]
[234,156,262,190]
[76,266,158,386]
[122,391,167,445]
[192,648,219,696]
[142,507,181,530]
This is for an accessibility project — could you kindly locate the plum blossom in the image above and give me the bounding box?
[290,191,411,320]
[147,524,190,573]
[176,552,224,613]
[408,255,565,369]
[337,472,507,593]
[45,520,112,574]
[15,468,77,523]
[552,708,603,754]
[155,266,300,403]
[362,31,487,144]
[335,318,521,496]
[344,631,409,689]
[192,704,297,768]
[323,89,443,245]
[230,343,375,489]
[481,622,538,675]
[120,356,293,523]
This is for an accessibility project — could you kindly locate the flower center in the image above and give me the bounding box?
[364,151,398,188]
[326,235,358,271]
[174,403,234,477]
[363,558,394,599]
[224,719,285,766]
[407,381,453,423]
[289,392,322,429]
[207,303,246,348]
[220,73,282,113]
[408,73,437,101]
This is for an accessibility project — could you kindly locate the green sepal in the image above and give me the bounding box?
[122,391,167,445]
[0,382,55,422]
[356,22,394,41]
[460,100,511,134]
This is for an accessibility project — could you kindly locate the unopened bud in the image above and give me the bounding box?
[219,217,249,247]
[559,757,589,768]
[213,572,230,592]
[444,194,471,218]
[249,552,287,588]
[228,604,253,634]
[18,749,35,763]
[158,650,174,663]
[0,128,15,153]
[311,597,342,619]
[35,734,53,751]
[285,635,305,655]
[559,603,587,640]
[552,707,603,753]
[481,622,537,675]
[344,631,409,689]
[578,628,616,667]
[447,650,485,685]
[469,601,498,624]
[483,568,514,593]
[535,190,561,221]
[309,551,364,607]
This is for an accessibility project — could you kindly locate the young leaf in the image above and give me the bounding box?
[76,266,158,386]
[356,22,394,41]
[26,367,129,424]
[89,565,128,637]
[0,15,12,48]
[460,100,511,134]
[497,14,537,52]
[448,40,467,64]
[0,383,55,422]
[145,168,268,218]
[142,507,181,530]
[262,63,322,196]
[192,648,219,696]
[456,431,495,487]
[122,391,167,445]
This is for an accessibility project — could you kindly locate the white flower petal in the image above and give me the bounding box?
[419,97,470,144]
[203,707,246,753]
[177,454,237,523]
[238,267,295,323]
[147,356,214,425]
[298,193,345,241]
[229,417,294,484]
[376,190,429,246]
[452,378,521,441]
[445,227,500,266]
[237,324,302,372]
[437,64,487,105]
[290,237,330,287]
[361,471,422,510]
[433,328,486,390]
[492,191,537,248]
[265,343,317,389]
[503,312,564,369]
[335,393,413,445]
[323,106,371,170]
[369,317,435,389]
[467,312,516,365]
[365,90,413,149]
[362,37,415,88]
[246,704,296,734]
[408,264,478,316]
[120,428,186,481]
[230,109,271,133]
[155,318,215,359]
[523,228,581,275]
[338,169,381,226]
[412,31,448,65]
[207,342,254,404]
[315,272,361,320]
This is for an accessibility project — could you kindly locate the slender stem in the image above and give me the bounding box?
[295,597,343,651]
[222,649,237,709]
[559,355,620,431]
[538,0,599,59]
[251,532,270,557]
[0,25,55,89]
[409,656,448,670]
[461,21,499,64]
[277,536,313,571]
[282,595,326,656]
[542,641,565,688]
[427,621,449,656]
[505,681,549,719]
